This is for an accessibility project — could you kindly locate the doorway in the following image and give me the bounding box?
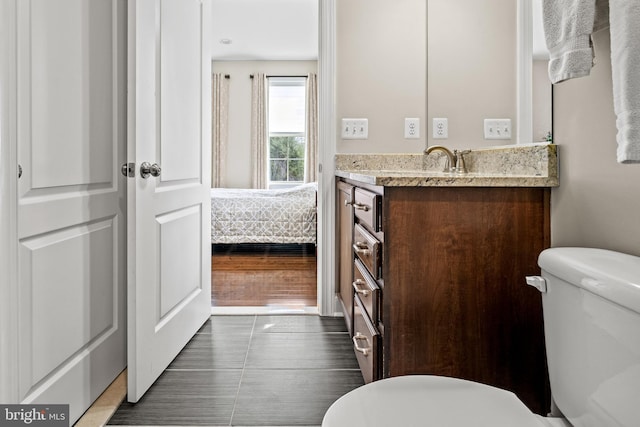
[209,0,321,313]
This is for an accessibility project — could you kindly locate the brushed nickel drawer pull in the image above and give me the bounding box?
[353,203,370,212]
[353,243,371,256]
[353,333,370,356]
[353,279,371,296]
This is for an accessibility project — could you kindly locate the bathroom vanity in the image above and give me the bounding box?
[335,144,558,415]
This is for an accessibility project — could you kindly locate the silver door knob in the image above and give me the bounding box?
[140,162,161,178]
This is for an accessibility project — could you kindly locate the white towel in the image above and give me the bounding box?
[609,0,640,163]
[543,0,640,164]
[542,0,598,83]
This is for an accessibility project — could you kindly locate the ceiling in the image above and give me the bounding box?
[211,0,319,61]
[211,1,546,61]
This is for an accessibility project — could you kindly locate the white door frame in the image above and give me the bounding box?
[318,0,337,317]
[0,0,19,404]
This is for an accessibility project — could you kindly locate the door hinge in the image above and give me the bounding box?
[121,162,135,178]
[18,164,22,179]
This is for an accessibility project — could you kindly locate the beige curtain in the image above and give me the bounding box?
[251,73,268,189]
[304,73,318,183]
[211,73,229,188]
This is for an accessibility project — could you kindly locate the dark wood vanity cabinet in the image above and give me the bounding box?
[336,181,355,334]
[336,178,551,415]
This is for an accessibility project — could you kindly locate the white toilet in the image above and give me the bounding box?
[323,247,640,427]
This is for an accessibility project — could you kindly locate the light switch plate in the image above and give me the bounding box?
[484,118,511,139]
[341,118,368,139]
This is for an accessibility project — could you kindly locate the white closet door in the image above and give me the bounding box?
[16,0,127,423]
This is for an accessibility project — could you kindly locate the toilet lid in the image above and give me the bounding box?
[322,376,545,427]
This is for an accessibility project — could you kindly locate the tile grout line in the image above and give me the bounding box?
[228,314,258,426]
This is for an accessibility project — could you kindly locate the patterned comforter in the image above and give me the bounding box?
[210,182,317,244]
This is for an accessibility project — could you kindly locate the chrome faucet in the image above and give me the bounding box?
[424,145,470,174]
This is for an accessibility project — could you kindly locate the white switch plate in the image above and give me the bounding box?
[404,118,420,139]
[484,118,512,139]
[433,118,448,139]
[341,118,368,139]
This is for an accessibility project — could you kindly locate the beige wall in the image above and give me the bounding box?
[551,29,640,256]
[212,60,317,188]
[336,0,516,152]
[336,0,426,153]
[427,0,517,149]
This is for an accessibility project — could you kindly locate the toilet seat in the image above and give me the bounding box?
[322,376,546,427]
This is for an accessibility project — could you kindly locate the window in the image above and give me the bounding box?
[268,77,307,189]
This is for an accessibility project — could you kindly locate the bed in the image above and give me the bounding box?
[210,182,317,244]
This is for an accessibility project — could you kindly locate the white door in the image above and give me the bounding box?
[14,0,127,423]
[127,0,213,402]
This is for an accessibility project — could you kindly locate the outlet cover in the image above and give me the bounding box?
[404,118,420,139]
[433,118,448,139]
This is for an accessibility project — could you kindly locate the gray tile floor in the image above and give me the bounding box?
[108,315,364,426]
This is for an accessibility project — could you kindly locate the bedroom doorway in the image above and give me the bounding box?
[209,0,320,313]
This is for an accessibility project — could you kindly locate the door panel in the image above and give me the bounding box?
[29,0,113,188]
[16,0,126,423]
[21,220,116,385]
[127,0,212,402]
[159,0,202,183]
[157,205,202,318]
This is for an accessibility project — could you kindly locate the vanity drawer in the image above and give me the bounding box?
[353,223,381,279]
[353,187,382,232]
[353,259,379,322]
[353,296,380,384]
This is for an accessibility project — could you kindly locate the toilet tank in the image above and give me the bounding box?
[538,248,640,427]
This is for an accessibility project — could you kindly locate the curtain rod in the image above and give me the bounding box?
[249,74,308,79]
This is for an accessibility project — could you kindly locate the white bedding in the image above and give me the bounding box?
[210,182,317,244]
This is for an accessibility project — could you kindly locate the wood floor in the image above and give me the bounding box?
[211,244,317,308]
[108,315,364,426]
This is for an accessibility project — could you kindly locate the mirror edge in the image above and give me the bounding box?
[517,0,533,144]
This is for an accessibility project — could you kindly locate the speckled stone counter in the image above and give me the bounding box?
[335,143,558,187]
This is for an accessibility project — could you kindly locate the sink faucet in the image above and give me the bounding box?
[424,145,456,172]
[424,145,470,174]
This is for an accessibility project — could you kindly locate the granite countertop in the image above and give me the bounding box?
[334,143,559,188]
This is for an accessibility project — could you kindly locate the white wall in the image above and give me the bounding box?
[212,60,317,188]
[551,29,640,256]
[336,0,426,153]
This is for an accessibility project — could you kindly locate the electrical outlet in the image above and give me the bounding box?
[404,118,420,139]
[433,118,448,139]
[341,118,368,139]
[484,119,512,140]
